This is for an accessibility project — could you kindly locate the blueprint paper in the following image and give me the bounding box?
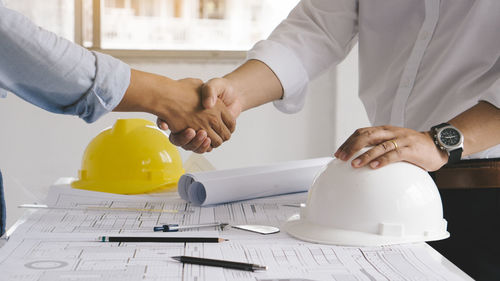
[178,157,333,206]
[0,233,465,281]
[10,186,303,237]
[0,186,470,281]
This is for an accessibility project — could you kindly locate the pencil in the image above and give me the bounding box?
[172,256,267,272]
[98,236,228,243]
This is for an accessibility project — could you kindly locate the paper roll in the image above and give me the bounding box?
[178,157,333,206]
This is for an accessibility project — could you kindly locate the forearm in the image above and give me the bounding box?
[224,59,283,111]
[115,70,234,147]
[448,101,500,156]
[114,69,170,115]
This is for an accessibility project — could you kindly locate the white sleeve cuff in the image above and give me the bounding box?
[247,40,310,114]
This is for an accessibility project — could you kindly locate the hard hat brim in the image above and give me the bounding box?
[71,179,178,195]
[284,214,450,247]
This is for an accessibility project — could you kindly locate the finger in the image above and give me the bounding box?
[335,128,370,160]
[218,123,232,142]
[181,130,208,151]
[156,118,169,131]
[194,138,212,154]
[336,126,397,160]
[169,128,196,146]
[206,128,223,148]
[221,107,236,133]
[367,148,406,169]
[208,115,231,142]
[351,139,402,168]
[201,79,222,109]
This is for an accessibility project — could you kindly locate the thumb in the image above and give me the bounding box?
[201,78,226,109]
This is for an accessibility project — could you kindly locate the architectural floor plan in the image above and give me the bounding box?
[0,186,467,281]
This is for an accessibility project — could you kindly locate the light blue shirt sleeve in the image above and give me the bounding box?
[0,3,131,123]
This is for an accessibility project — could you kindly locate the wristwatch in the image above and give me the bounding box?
[431,123,464,165]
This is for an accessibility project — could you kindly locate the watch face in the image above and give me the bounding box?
[439,128,461,146]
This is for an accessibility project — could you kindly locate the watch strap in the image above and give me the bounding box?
[431,122,449,131]
[447,147,463,165]
[431,123,463,165]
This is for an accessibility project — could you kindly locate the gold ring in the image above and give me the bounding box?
[390,139,398,150]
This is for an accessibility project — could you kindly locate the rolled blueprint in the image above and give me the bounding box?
[178,157,333,206]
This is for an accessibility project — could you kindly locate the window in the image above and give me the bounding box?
[91,0,300,51]
[3,0,75,42]
[4,0,300,55]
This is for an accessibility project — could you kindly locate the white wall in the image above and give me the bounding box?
[0,47,368,230]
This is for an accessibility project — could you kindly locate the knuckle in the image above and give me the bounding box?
[169,135,179,145]
[190,140,202,149]
[341,145,353,155]
[219,131,229,142]
[211,139,222,148]
[184,145,195,151]
[394,147,403,157]
[380,142,389,151]
[195,132,206,142]
[183,141,196,150]
[359,128,375,138]
[228,120,236,133]
[375,158,388,168]
[363,149,375,159]
[193,146,204,154]
[208,116,220,128]
[353,128,364,137]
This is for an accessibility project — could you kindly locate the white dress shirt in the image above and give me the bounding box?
[248,0,500,159]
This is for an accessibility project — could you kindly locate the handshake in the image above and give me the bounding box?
[154,76,241,154]
[116,61,282,153]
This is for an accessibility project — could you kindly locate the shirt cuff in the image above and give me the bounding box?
[247,40,309,114]
[66,51,131,123]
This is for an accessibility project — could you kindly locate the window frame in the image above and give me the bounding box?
[74,0,246,60]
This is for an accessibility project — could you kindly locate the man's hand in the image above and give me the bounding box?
[154,78,236,148]
[334,125,448,171]
[157,77,243,153]
[333,102,500,171]
[115,70,235,148]
[200,78,244,119]
[157,59,284,153]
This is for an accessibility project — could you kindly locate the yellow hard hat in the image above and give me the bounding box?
[71,119,184,194]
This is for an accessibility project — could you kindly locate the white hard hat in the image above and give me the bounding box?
[284,152,449,246]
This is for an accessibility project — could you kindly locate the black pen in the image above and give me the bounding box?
[98,236,228,243]
[172,255,267,272]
